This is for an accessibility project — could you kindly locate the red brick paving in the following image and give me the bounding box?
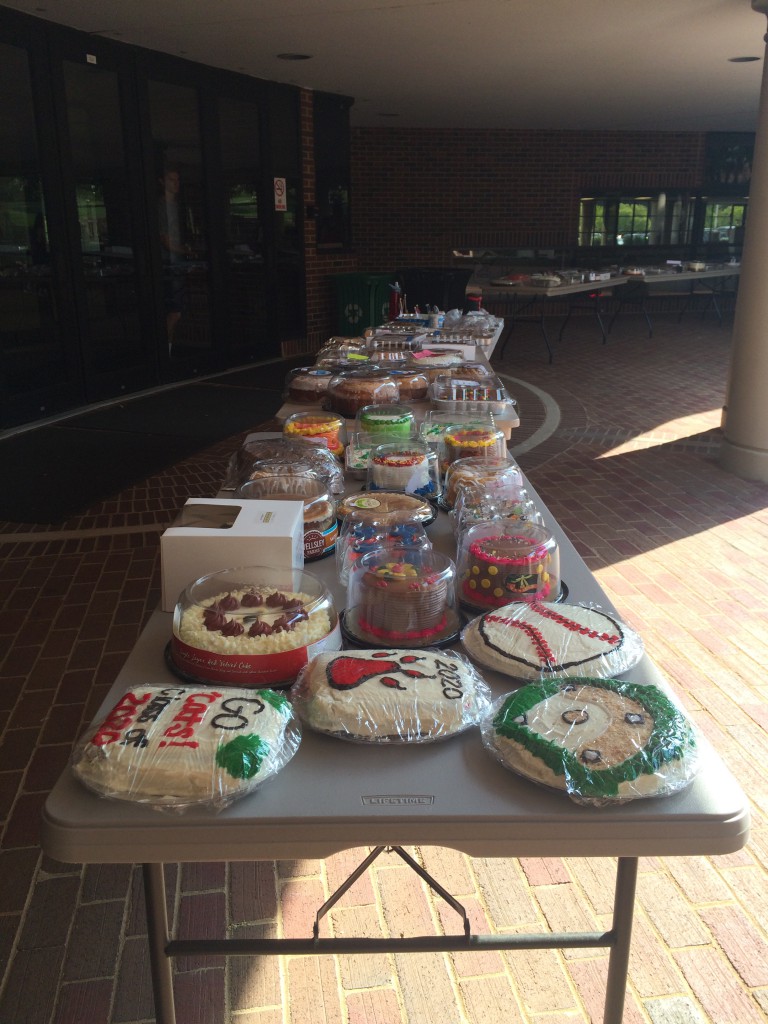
[1,314,767,1022]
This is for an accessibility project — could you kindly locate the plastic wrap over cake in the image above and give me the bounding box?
[71,685,300,812]
[291,648,492,743]
[461,600,644,681]
[480,678,701,805]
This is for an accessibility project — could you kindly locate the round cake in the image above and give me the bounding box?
[483,678,700,804]
[444,457,520,508]
[292,648,489,743]
[285,367,333,404]
[338,491,433,523]
[460,528,559,608]
[369,450,435,496]
[72,684,298,809]
[170,570,341,687]
[389,368,429,400]
[349,554,457,645]
[461,600,644,680]
[303,498,338,560]
[283,412,345,456]
[444,426,506,465]
[359,405,414,437]
[325,369,400,418]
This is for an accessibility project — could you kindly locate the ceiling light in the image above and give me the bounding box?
[728,56,760,62]
[277,53,313,61]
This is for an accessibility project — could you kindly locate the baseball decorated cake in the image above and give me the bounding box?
[292,648,490,742]
[461,600,644,680]
[482,677,700,804]
[72,684,299,810]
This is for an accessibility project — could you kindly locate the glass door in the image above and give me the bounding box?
[56,44,156,400]
[0,36,82,426]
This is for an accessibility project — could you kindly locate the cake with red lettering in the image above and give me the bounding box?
[482,678,699,804]
[461,600,644,680]
[346,550,459,647]
[71,684,299,809]
[292,648,490,742]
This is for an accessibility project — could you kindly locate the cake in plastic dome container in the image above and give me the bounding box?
[367,440,440,500]
[452,489,542,539]
[291,648,491,744]
[443,455,523,509]
[284,366,334,405]
[282,410,346,457]
[224,437,344,495]
[169,566,341,688]
[336,511,431,585]
[71,683,300,812]
[343,547,460,648]
[442,423,507,466]
[462,599,644,682]
[356,403,415,438]
[237,472,338,562]
[325,367,400,419]
[388,367,429,401]
[457,521,561,611]
[480,678,699,806]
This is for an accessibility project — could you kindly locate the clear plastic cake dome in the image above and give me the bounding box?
[236,471,338,562]
[282,410,347,457]
[451,487,543,539]
[388,367,429,401]
[456,521,561,612]
[169,565,341,688]
[442,422,507,467]
[283,366,334,405]
[324,367,401,418]
[367,439,441,501]
[336,510,431,586]
[342,547,460,648]
[355,403,416,438]
[430,373,515,418]
[443,455,522,509]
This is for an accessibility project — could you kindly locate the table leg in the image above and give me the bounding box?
[603,856,638,1024]
[143,863,177,1024]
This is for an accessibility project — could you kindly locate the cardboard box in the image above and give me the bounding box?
[160,498,304,612]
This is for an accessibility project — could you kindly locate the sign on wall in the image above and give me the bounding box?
[273,177,287,212]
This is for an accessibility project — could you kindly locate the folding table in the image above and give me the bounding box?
[41,475,750,1024]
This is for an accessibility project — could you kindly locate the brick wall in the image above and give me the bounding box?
[350,127,707,270]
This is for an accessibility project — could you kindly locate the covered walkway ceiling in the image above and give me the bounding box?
[4,0,765,130]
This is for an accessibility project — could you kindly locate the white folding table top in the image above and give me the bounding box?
[41,464,750,866]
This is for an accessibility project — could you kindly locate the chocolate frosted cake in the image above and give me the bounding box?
[460,526,559,609]
[357,560,449,643]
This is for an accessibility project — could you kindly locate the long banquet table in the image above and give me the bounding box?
[40,450,750,1024]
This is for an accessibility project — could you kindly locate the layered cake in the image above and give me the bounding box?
[349,552,458,645]
[483,678,699,804]
[443,426,507,465]
[461,600,644,680]
[358,405,414,437]
[292,648,489,743]
[282,411,346,457]
[389,368,429,401]
[170,569,341,687]
[72,684,298,809]
[369,449,436,497]
[460,526,559,609]
[285,367,333,404]
[325,368,400,418]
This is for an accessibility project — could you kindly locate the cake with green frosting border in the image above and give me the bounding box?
[486,676,699,804]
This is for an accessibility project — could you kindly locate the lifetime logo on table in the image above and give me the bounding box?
[362,794,435,806]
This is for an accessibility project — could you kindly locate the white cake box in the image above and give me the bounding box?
[161,498,304,612]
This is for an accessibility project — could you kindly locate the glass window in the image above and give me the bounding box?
[579,191,698,248]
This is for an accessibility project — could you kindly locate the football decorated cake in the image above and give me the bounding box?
[292,648,490,742]
[482,677,700,804]
[72,684,299,810]
[461,600,644,680]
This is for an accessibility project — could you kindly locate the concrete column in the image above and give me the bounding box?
[720,1,768,481]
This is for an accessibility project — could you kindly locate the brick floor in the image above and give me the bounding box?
[1,312,767,1023]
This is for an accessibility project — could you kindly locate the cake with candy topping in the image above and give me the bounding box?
[459,526,560,609]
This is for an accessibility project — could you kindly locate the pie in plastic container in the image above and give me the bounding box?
[72,684,300,812]
[481,677,701,805]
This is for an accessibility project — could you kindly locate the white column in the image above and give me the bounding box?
[720,1,768,481]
